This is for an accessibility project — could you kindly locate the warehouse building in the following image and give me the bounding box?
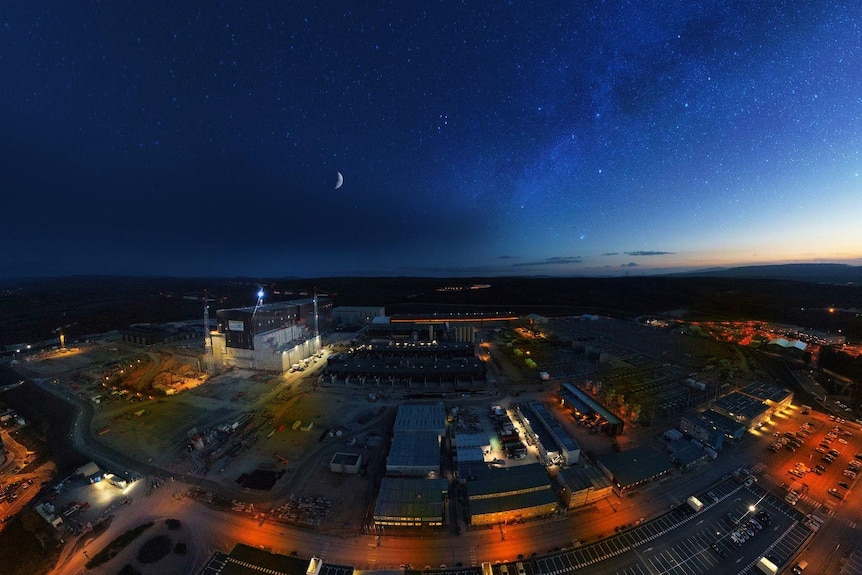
[519,408,559,464]
[680,409,742,446]
[384,403,447,477]
[596,446,674,492]
[558,382,625,436]
[365,319,482,344]
[556,464,613,509]
[523,401,581,465]
[121,323,201,346]
[665,438,710,470]
[332,306,386,325]
[198,543,352,575]
[386,431,441,477]
[711,391,773,430]
[452,432,487,464]
[738,381,794,413]
[367,341,476,358]
[394,402,447,436]
[324,337,487,388]
[372,477,449,528]
[466,463,558,526]
[453,432,492,451]
[324,356,486,387]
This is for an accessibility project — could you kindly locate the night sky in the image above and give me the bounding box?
[2,2,860,279]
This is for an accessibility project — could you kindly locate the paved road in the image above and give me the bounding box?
[13,348,862,574]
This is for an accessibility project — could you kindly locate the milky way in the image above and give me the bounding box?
[1,2,860,278]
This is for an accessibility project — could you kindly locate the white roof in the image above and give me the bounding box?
[768,337,807,351]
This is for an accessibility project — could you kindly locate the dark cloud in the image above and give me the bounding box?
[498,255,518,259]
[602,252,619,256]
[624,251,675,256]
[512,256,582,267]
[621,262,640,267]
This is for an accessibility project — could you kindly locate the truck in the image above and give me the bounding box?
[756,556,778,575]
[686,496,704,513]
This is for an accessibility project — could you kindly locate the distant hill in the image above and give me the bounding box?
[667,263,862,284]
[2,273,862,348]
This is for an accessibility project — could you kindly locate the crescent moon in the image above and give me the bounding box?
[334,172,343,189]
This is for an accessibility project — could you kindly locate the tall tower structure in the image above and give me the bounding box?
[203,290,215,374]
[313,288,320,340]
[203,290,212,348]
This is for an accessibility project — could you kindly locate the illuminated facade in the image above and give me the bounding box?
[210,298,331,371]
[466,463,558,526]
[372,477,448,527]
[556,464,613,509]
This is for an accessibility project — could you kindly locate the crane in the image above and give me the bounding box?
[251,285,265,323]
[200,290,216,374]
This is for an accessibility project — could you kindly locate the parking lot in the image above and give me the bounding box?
[760,409,862,514]
[473,475,813,575]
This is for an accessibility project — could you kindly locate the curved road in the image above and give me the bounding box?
[21,345,845,574]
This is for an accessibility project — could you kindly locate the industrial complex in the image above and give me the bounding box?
[5,291,861,575]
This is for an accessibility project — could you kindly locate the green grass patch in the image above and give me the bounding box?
[136,534,172,564]
[85,521,153,569]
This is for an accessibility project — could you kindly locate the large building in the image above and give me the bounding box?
[377,404,448,527]
[680,409,742,446]
[452,432,492,467]
[596,446,674,492]
[522,401,580,465]
[385,403,446,477]
[738,381,794,413]
[209,298,331,371]
[331,306,386,325]
[372,477,449,527]
[393,402,447,436]
[198,543,352,575]
[324,341,487,388]
[386,431,442,477]
[557,382,625,436]
[121,323,202,346]
[466,463,558,526]
[556,463,613,509]
[711,391,774,430]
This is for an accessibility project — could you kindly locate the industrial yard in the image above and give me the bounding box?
[5,300,860,575]
[11,315,646,538]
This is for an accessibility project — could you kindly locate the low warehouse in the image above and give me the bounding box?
[467,463,558,526]
[373,477,449,527]
[556,464,613,509]
[329,452,362,474]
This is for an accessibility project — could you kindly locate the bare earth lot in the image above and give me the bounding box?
[18,339,401,531]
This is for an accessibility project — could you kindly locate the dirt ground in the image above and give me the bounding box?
[18,338,401,531]
[16,319,730,536]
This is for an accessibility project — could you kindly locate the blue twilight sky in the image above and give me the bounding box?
[1,2,861,278]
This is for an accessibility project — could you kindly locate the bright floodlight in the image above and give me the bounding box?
[258,289,264,298]
[748,504,756,512]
